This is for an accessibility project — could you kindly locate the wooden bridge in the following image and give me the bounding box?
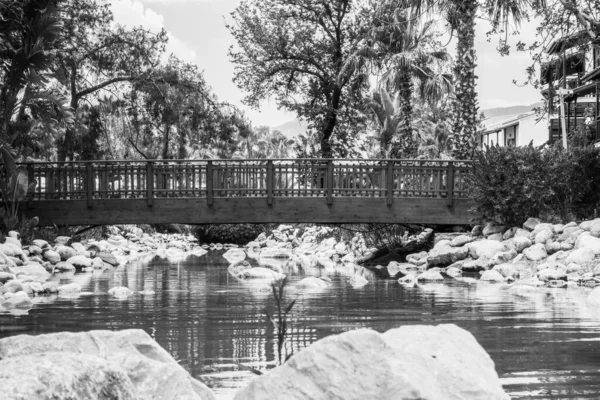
[14,159,473,226]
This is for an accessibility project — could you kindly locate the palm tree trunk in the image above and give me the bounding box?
[397,72,418,158]
[450,0,479,160]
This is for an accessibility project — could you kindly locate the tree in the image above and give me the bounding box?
[53,0,167,160]
[408,0,538,159]
[347,1,452,157]
[228,0,370,158]
[0,0,72,148]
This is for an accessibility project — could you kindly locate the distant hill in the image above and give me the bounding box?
[270,119,308,139]
[481,102,544,119]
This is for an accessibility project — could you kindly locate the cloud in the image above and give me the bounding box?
[106,0,197,63]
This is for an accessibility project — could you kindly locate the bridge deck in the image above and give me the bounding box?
[13,159,473,226]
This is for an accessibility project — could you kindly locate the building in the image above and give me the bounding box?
[541,32,600,147]
[479,111,548,148]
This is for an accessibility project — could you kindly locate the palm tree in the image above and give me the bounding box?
[0,0,72,146]
[346,3,451,158]
[406,0,542,159]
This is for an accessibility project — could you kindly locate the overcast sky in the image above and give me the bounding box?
[108,0,544,127]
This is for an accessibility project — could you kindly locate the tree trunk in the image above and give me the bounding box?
[450,0,479,160]
[58,67,80,161]
[320,87,342,158]
[397,71,417,158]
[162,121,170,160]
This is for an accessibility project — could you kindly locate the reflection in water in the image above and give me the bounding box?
[2,252,600,399]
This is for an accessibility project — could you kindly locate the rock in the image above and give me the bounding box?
[445,266,462,278]
[467,240,506,260]
[480,270,505,283]
[233,324,508,400]
[567,263,583,273]
[523,244,547,261]
[349,274,369,288]
[537,268,567,282]
[545,241,562,254]
[54,236,71,246]
[334,242,347,255]
[514,228,532,238]
[109,286,134,299]
[0,329,215,400]
[43,249,61,264]
[450,235,474,247]
[57,283,82,297]
[237,267,285,281]
[461,257,491,272]
[222,248,246,264]
[66,255,92,269]
[3,280,23,294]
[12,262,50,282]
[1,291,33,309]
[566,248,595,265]
[502,227,519,240]
[0,243,22,258]
[387,261,416,278]
[296,277,330,289]
[97,251,119,266]
[487,233,504,242]
[0,272,14,283]
[91,257,105,269]
[534,229,554,245]
[406,251,428,265]
[587,286,600,307]
[576,234,600,255]
[471,225,483,236]
[523,217,542,231]
[55,245,77,261]
[417,269,444,282]
[259,248,292,259]
[580,219,600,231]
[492,263,520,279]
[490,249,517,265]
[53,261,76,272]
[398,274,417,287]
[32,239,49,249]
[27,245,43,256]
[482,223,505,237]
[42,282,59,293]
[426,245,469,267]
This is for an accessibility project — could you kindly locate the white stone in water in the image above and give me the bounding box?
[296,277,330,289]
[349,274,368,288]
[222,248,246,264]
[57,283,82,298]
[237,267,285,281]
[66,255,92,269]
[109,287,133,299]
[480,270,505,283]
[417,269,444,282]
[523,243,547,261]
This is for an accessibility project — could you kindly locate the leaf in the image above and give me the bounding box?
[0,147,16,177]
[13,169,29,202]
[284,299,296,315]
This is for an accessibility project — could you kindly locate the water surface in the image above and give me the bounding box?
[1,252,600,399]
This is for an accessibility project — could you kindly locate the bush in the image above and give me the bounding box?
[469,144,600,226]
[194,224,275,244]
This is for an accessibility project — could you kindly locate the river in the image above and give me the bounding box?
[1,251,600,399]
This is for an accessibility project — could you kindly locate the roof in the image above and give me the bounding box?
[481,111,537,134]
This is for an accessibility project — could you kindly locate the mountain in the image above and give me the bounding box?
[481,102,544,119]
[270,119,308,139]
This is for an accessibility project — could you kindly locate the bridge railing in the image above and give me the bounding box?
[20,159,472,204]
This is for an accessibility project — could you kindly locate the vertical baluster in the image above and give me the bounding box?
[387,160,393,205]
[326,160,333,205]
[86,163,93,207]
[267,160,273,205]
[447,161,454,206]
[207,161,213,205]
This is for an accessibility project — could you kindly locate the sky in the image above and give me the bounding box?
[107,0,544,128]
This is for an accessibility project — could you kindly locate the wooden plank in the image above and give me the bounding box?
[267,160,274,205]
[21,197,473,226]
[386,161,393,205]
[447,161,455,206]
[86,163,93,207]
[146,162,154,207]
[326,160,333,205]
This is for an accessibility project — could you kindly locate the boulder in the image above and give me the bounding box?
[566,248,595,265]
[12,262,50,282]
[53,262,76,272]
[523,244,547,261]
[534,229,553,245]
[450,235,474,247]
[109,287,133,299]
[537,268,567,282]
[406,251,428,265]
[576,234,600,255]
[492,263,520,279]
[27,245,43,256]
[43,249,61,264]
[523,217,542,231]
[0,329,215,400]
[222,248,246,264]
[490,249,517,265]
[233,324,508,400]
[1,291,33,309]
[3,280,23,294]
[502,227,519,240]
[66,255,92,269]
[514,228,532,238]
[32,239,49,249]
[580,219,600,231]
[426,245,469,267]
[70,242,87,254]
[97,251,119,266]
[334,242,347,255]
[480,270,505,283]
[482,224,505,237]
[0,272,14,283]
[349,274,369,288]
[296,277,330,289]
[445,266,462,278]
[55,245,77,261]
[467,240,506,260]
[237,267,285,281]
[57,283,82,297]
[417,269,444,282]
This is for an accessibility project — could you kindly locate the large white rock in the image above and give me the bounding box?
[523,243,548,261]
[566,248,596,265]
[57,283,82,298]
[259,248,292,259]
[222,248,246,264]
[576,234,600,255]
[233,324,508,400]
[417,269,444,282]
[426,245,469,267]
[0,329,215,400]
[295,277,330,289]
[480,270,505,283]
[109,286,134,299]
[12,262,50,282]
[467,240,506,260]
[237,267,285,281]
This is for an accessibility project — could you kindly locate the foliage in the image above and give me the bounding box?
[194,224,275,245]
[469,144,600,226]
[264,277,296,366]
[233,126,296,159]
[228,0,371,158]
[0,147,37,231]
[15,215,39,245]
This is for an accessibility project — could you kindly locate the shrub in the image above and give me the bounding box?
[469,144,600,226]
[193,224,276,244]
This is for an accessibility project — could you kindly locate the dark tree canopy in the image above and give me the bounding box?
[228,0,371,158]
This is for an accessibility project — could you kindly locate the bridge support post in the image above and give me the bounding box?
[206,161,213,206]
[326,160,333,205]
[146,162,154,207]
[266,160,273,205]
[386,160,394,205]
[86,163,93,208]
[447,161,454,207]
